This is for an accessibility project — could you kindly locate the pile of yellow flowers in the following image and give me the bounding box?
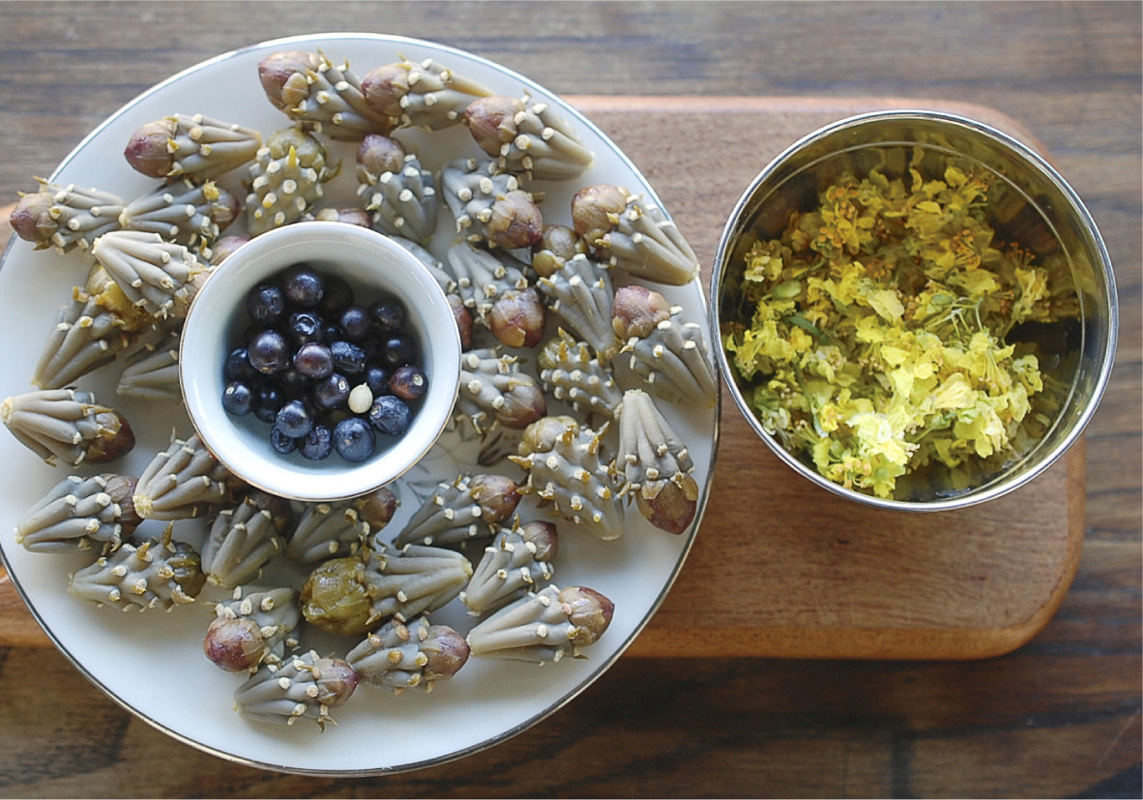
[723,158,1077,499]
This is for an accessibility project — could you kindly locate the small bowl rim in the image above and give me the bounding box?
[179,221,462,502]
[710,108,1119,512]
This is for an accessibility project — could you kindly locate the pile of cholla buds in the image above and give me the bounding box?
[3,44,715,732]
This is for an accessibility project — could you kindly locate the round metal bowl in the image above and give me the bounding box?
[710,110,1118,511]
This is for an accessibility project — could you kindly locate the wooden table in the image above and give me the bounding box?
[0,2,1138,797]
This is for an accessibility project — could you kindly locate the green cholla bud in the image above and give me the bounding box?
[244,126,333,236]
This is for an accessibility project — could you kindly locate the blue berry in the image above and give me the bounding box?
[330,340,367,375]
[338,305,371,341]
[222,381,254,416]
[224,347,256,382]
[313,373,351,410]
[379,333,417,369]
[275,399,313,439]
[283,264,324,308]
[364,365,390,396]
[369,294,406,332]
[300,424,333,460]
[333,417,375,462]
[253,385,285,423]
[369,394,411,437]
[294,342,334,379]
[270,426,298,455]
[246,283,286,324]
[388,365,427,401]
[319,274,354,315]
[287,311,325,347]
[248,329,290,374]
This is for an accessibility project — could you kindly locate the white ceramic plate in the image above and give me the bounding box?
[0,33,719,775]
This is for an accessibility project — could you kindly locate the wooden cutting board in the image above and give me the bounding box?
[0,97,1084,660]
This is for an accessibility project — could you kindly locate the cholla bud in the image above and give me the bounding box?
[361,57,492,131]
[465,95,593,181]
[125,113,262,180]
[1,389,134,467]
[347,617,469,692]
[466,584,614,663]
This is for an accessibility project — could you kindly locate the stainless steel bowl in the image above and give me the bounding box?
[710,110,1118,511]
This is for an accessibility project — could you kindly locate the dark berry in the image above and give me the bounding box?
[224,347,256,382]
[338,305,371,341]
[364,365,390,396]
[253,385,285,423]
[246,283,286,324]
[248,329,290,374]
[275,399,313,439]
[379,333,417,369]
[330,340,367,375]
[368,394,411,437]
[282,264,324,308]
[388,365,427,400]
[313,373,351,410]
[279,367,308,397]
[222,381,254,416]
[368,294,406,332]
[286,311,325,346]
[333,417,375,462]
[319,274,354,315]
[294,342,334,379]
[300,424,333,461]
[270,426,298,455]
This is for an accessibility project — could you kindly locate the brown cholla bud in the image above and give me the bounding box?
[68,533,205,611]
[258,50,396,140]
[441,158,543,249]
[116,326,182,402]
[206,585,301,671]
[394,473,521,549]
[300,544,473,636]
[448,293,475,350]
[125,113,262,180]
[445,241,535,333]
[616,389,698,534]
[461,520,558,615]
[16,473,135,553]
[531,224,587,278]
[133,432,233,520]
[31,287,135,390]
[1,389,134,467]
[119,179,239,251]
[91,230,207,320]
[614,288,718,408]
[611,284,672,340]
[355,134,438,243]
[312,207,372,227]
[509,415,624,541]
[456,347,547,432]
[537,253,618,359]
[466,583,614,663]
[209,235,250,266]
[233,650,358,729]
[538,330,622,420]
[361,57,493,130]
[465,95,593,181]
[10,180,125,253]
[347,617,469,692]
[244,126,334,236]
[572,185,700,285]
[201,492,288,588]
[489,287,545,349]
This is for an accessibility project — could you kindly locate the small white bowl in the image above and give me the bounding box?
[180,221,461,502]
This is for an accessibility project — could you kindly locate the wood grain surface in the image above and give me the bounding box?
[0,2,1138,798]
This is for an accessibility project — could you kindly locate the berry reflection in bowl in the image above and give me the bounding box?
[180,221,461,502]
